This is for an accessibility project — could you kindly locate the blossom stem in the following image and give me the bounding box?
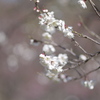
[73,66,100,81]
[71,38,92,56]
[88,0,100,18]
[79,16,100,40]
[73,31,100,45]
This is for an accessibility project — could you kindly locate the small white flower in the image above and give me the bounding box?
[45,25,55,33]
[46,70,55,78]
[39,54,45,59]
[36,9,40,12]
[63,26,74,39]
[46,70,60,81]
[42,44,56,54]
[43,9,48,12]
[66,32,74,39]
[78,0,87,9]
[56,66,63,72]
[39,54,57,70]
[82,80,95,89]
[42,32,52,40]
[79,54,87,61]
[60,74,73,82]
[88,80,95,89]
[38,11,58,33]
[58,54,68,66]
[39,11,55,26]
[40,54,50,65]
[55,20,66,31]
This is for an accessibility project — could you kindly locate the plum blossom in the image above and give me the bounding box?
[63,26,74,39]
[42,32,52,40]
[82,80,95,89]
[79,54,87,61]
[58,54,68,66]
[39,53,68,81]
[42,44,56,55]
[78,0,87,9]
[38,11,74,39]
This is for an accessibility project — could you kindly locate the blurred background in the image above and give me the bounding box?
[0,0,100,100]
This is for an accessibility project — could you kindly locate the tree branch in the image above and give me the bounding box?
[88,0,100,18]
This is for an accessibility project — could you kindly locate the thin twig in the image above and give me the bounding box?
[88,0,100,18]
[31,39,76,56]
[79,16,100,40]
[71,38,92,56]
[83,35,100,45]
[73,66,100,81]
[74,68,83,77]
[70,51,100,70]
[57,45,76,56]
[73,31,100,45]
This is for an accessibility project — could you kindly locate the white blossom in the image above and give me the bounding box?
[63,26,74,39]
[38,11,55,26]
[39,53,69,81]
[42,32,52,40]
[55,20,66,31]
[39,54,68,71]
[79,54,87,61]
[60,74,67,82]
[42,44,56,54]
[82,80,95,89]
[38,10,74,38]
[58,54,68,66]
[78,0,87,9]
[60,74,73,82]
[39,54,58,70]
[38,11,57,33]
[43,9,48,13]
[45,25,55,33]
[39,54,53,68]
[46,70,60,81]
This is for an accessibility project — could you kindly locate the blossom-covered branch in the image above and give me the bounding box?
[30,0,100,90]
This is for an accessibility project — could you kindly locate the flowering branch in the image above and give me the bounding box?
[72,66,100,83]
[30,0,100,90]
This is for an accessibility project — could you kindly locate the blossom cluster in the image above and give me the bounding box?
[38,10,74,39]
[39,53,68,81]
[30,0,100,90]
[82,80,95,89]
[37,9,75,82]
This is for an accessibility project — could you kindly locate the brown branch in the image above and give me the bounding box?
[30,38,76,56]
[88,0,100,18]
[73,31,100,45]
[79,16,100,40]
[71,38,93,56]
[73,66,100,81]
[69,51,100,70]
